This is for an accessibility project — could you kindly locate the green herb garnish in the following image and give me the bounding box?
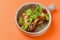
[25,9,32,16]
[34,6,42,15]
[21,24,28,30]
[39,24,43,29]
[45,14,49,21]
[27,18,33,23]
[40,12,45,17]
[19,17,24,24]
[29,14,37,19]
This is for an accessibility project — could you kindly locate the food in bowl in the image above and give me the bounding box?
[17,5,49,32]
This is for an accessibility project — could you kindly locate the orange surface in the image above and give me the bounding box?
[0,0,60,40]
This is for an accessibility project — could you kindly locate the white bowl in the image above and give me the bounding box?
[15,2,55,36]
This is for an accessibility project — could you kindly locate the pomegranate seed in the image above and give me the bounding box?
[42,9,47,14]
[19,24,22,27]
[37,16,41,20]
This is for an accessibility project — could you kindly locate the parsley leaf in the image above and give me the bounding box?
[45,14,49,21]
[25,9,32,16]
[34,6,42,15]
[21,24,28,30]
[19,17,24,24]
[27,18,33,23]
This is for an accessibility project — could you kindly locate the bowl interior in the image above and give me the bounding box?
[16,3,50,33]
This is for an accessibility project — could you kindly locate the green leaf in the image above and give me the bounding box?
[21,24,28,30]
[34,6,42,15]
[30,14,37,19]
[19,17,24,24]
[40,12,45,17]
[38,24,43,29]
[25,9,32,15]
[27,18,33,23]
[45,14,49,21]
[25,9,37,21]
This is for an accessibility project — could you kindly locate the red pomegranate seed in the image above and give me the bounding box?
[19,24,22,27]
[31,29,35,32]
[37,16,41,20]
[42,9,47,14]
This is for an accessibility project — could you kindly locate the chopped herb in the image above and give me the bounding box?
[25,9,32,16]
[39,24,43,29]
[27,18,33,23]
[40,12,45,17]
[45,14,49,21]
[21,24,28,30]
[30,14,37,19]
[34,6,42,15]
[19,17,24,24]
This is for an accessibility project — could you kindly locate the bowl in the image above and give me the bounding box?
[15,2,55,36]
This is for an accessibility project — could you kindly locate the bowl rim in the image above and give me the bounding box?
[15,2,52,35]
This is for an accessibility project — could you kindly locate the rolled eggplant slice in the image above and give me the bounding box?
[27,23,35,32]
[27,19,39,32]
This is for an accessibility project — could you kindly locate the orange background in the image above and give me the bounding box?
[0,0,60,40]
